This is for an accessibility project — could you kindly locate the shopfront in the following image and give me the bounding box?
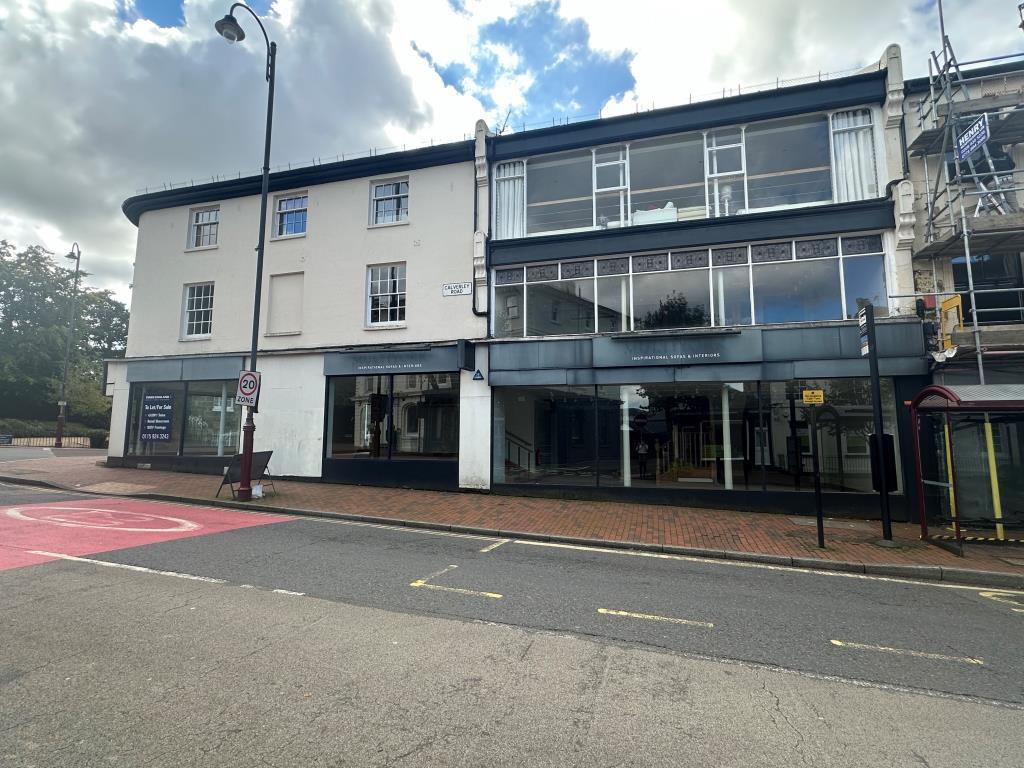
[114,356,245,473]
[489,323,929,517]
[322,342,475,490]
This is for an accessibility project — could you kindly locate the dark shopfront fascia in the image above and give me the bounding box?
[113,355,245,474]
[488,321,930,519]
[322,342,475,491]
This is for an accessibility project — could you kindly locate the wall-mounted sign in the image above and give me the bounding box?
[956,113,989,162]
[802,389,825,405]
[592,331,762,368]
[140,393,174,442]
[472,369,485,381]
[442,282,472,297]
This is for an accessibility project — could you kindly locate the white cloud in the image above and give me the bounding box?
[1,0,1022,306]
[556,0,1023,117]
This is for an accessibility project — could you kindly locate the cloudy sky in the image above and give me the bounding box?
[0,0,1020,304]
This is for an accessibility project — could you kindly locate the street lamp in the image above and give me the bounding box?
[55,242,82,449]
[215,2,276,501]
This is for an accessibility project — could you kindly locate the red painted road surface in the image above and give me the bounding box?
[0,497,290,571]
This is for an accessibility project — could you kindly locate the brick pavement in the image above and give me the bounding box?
[1,452,1022,576]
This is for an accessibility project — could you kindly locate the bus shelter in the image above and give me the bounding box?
[910,385,1024,544]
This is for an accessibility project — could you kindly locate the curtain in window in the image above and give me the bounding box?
[495,161,526,239]
[832,110,878,202]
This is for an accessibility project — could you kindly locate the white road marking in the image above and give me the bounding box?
[511,539,1024,595]
[29,551,225,583]
[830,639,984,665]
[294,515,503,543]
[978,591,1024,613]
[272,588,305,596]
[598,607,713,628]
[7,506,200,532]
[479,539,510,553]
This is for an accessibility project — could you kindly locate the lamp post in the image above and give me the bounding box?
[215,3,276,501]
[55,242,82,449]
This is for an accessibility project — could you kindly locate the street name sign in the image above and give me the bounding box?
[442,282,472,297]
[235,370,261,408]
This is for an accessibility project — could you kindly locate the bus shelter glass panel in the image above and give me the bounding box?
[948,413,1024,534]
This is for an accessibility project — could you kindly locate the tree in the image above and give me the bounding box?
[636,291,708,330]
[0,240,129,427]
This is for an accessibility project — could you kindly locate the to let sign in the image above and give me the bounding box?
[956,114,989,162]
[442,282,472,297]
[235,370,261,409]
[140,393,174,442]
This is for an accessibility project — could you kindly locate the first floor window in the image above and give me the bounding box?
[371,180,409,225]
[492,232,888,337]
[275,194,308,236]
[184,283,214,337]
[367,263,406,325]
[189,207,219,248]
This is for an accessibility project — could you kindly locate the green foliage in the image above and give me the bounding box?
[0,240,128,427]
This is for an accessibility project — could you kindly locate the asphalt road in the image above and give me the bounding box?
[2,484,1022,767]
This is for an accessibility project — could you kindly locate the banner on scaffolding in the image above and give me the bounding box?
[956,113,989,162]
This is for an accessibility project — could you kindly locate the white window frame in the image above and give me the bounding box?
[366,262,407,327]
[273,192,308,239]
[187,206,219,250]
[182,282,215,339]
[369,178,409,227]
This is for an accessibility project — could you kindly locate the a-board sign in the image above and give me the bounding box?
[802,389,825,406]
[442,282,472,297]
[235,370,261,409]
[140,393,174,442]
[956,113,989,162]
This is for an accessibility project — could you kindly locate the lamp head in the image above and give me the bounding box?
[215,13,245,42]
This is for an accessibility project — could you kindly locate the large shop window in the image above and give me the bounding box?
[492,377,900,493]
[494,108,879,239]
[126,380,241,457]
[492,232,887,337]
[326,374,459,460]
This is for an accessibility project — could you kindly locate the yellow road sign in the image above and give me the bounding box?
[802,389,825,405]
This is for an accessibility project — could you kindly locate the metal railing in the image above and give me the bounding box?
[0,436,92,448]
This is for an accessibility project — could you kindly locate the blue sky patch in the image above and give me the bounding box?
[421,0,635,129]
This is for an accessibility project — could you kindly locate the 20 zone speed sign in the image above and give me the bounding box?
[235,370,261,409]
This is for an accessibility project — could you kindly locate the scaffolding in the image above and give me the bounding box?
[908,34,1024,384]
